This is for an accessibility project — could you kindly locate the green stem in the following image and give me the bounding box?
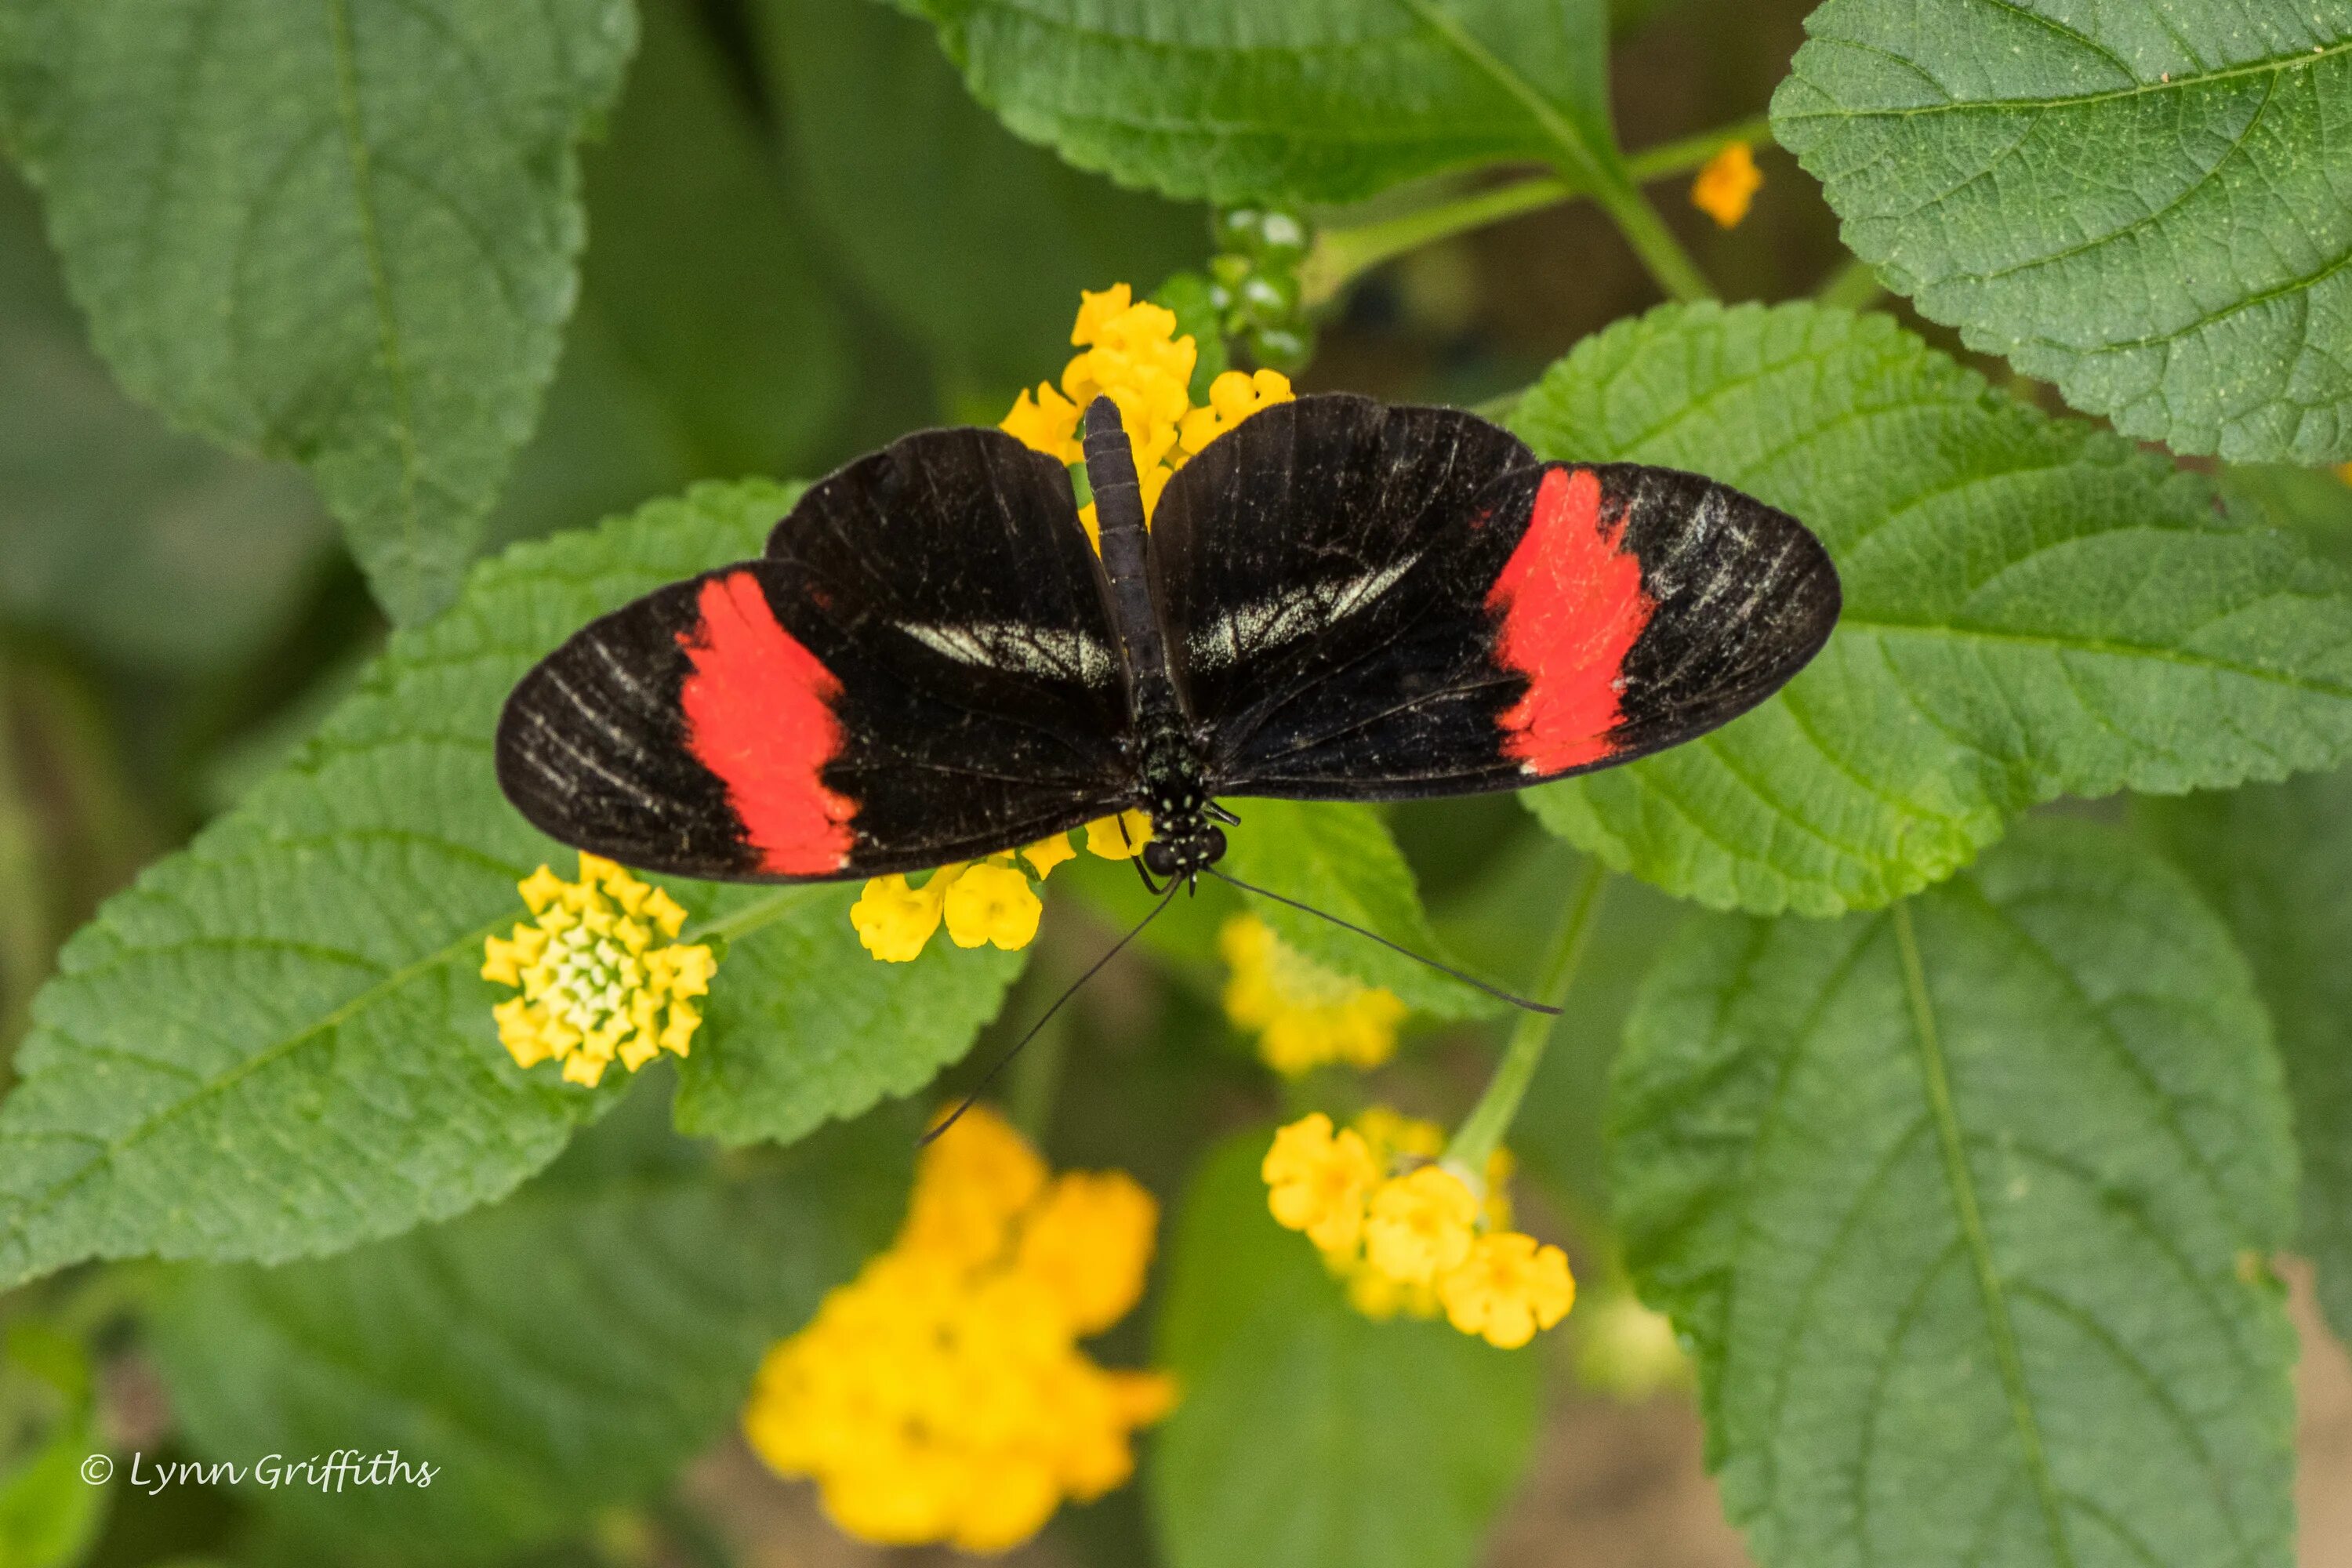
[1393,0,1715,305]
[1626,114,1774,181]
[1817,255,1886,311]
[1443,860,1609,1176]
[1007,1009,1069,1146]
[1298,114,1773,307]
[0,659,49,1062]
[1300,176,1575,307]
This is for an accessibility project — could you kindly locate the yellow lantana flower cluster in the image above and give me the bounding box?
[1219,913,1409,1075]
[479,854,715,1087]
[851,809,1154,964]
[1001,282,1294,541]
[742,1106,1174,1554]
[1261,1110,1574,1348]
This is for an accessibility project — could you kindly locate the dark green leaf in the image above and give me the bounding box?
[1221,800,1500,1018]
[2140,772,2352,1348]
[1151,1133,1541,1568]
[757,0,1203,402]
[1514,302,2352,915]
[1773,0,2352,463]
[1613,818,2297,1567]
[0,0,635,621]
[0,480,1017,1290]
[0,167,328,674]
[489,0,851,548]
[148,1097,907,1562]
[911,0,1617,207]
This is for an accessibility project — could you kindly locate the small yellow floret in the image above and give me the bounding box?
[1220,914,1408,1075]
[1179,368,1294,454]
[851,871,950,963]
[1438,1232,1576,1348]
[480,855,713,1087]
[1083,809,1155,860]
[1692,142,1762,228]
[1000,381,1084,465]
[942,859,1044,950]
[1363,1166,1479,1284]
[1261,1113,1381,1255]
[742,1106,1173,1555]
[1021,833,1077,880]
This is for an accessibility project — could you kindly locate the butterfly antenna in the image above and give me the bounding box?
[918,880,1185,1147]
[1203,866,1561,1016]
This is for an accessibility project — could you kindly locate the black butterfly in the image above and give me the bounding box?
[496,394,1840,892]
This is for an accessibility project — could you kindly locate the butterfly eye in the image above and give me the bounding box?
[1142,840,1178,879]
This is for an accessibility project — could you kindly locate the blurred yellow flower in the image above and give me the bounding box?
[1261,1112,1381,1254]
[1221,914,1409,1075]
[744,1106,1174,1555]
[1363,1165,1479,1284]
[1262,1109,1574,1345]
[481,853,710,1087]
[1437,1232,1576,1349]
[1692,142,1762,228]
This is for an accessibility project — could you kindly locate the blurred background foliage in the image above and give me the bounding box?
[2,0,2348,1564]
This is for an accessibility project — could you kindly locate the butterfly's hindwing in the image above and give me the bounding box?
[497,429,1137,882]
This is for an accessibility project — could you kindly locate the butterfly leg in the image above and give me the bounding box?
[1132,856,1167,897]
[1205,801,1241,826]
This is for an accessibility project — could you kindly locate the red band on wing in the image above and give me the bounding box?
[677,572,857,875]
[1486,467,1657,774]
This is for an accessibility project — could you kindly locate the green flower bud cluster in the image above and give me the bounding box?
[1207,208,1316,373]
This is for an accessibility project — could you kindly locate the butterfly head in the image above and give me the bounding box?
[1142,822,1226,884]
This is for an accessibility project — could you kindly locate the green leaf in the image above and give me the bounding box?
[1513,301,2352,916]
[1772,0,2352,465]
[147,1095,906,1562]
[671,884,1023,1148]
[756,0,1203,402]
[0,1323,106,1568]
[2140,772,2352,1348]
[0,166,329,674]
[488,0,851,548]
[1220,800,1501,1018]
[0,479,1018,1291]
[911,0,1617,207]
[2217,463,2352,574]
[0,0,636,622]
[1611,818,2298,1568]
[1150,1132,1541,1568]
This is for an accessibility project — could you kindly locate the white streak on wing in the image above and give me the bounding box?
[900,620,1116,687]
[1190,553,1421,670]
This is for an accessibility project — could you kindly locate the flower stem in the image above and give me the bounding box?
[1299,114,1769,309]
[1391,0,1718,306]
[0,660,50,1064]
[1816,255,1886,311]
[1444,858,1610,1176]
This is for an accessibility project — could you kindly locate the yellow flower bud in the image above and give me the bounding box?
[1692,142,1762,228]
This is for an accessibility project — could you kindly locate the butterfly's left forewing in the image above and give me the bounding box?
[1151,395,1839,800]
